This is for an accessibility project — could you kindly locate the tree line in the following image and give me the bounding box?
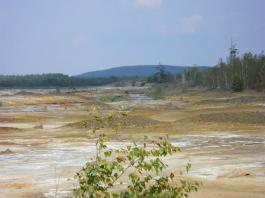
[149,45,265,92]
[0,73,119,87]
[1,45,264,91]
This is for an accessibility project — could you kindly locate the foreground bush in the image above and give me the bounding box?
[74,107,199,198]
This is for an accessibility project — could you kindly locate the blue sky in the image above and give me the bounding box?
[0,0,264,75]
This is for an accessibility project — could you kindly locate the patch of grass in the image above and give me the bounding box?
[99,95,124,102]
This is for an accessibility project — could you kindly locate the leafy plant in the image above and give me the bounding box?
[74,107,200,198]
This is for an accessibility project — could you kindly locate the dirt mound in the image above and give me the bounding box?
[190,111,265,124]
[0,141,17,146]
[0,127,22,133]
[218,169,251,178]
[14,91,43,96]
[60,121,84,129]
[33,123,43,129]
[196,96,265,105]
[62,115,161,129]
[0,149,14,155]
[121,115,161,128]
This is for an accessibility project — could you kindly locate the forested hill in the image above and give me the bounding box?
[77,65,209,78]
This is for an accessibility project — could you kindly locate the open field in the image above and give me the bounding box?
[0,87,265,198]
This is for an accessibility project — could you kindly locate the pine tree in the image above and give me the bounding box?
[231,75,244,92]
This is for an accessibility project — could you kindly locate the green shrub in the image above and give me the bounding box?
[149,85,164,99]
[140,82,146,87]
[74,108,200,198]
[231,76,244,92]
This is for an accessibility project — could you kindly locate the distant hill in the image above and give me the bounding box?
[77,65,210,78]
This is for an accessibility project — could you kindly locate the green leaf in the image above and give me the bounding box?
[186,163,191,173]
[104,150,112,157]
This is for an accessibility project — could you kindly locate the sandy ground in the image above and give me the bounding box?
[0,88,265,197]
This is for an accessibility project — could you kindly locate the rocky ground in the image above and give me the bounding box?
[0,87,264,198]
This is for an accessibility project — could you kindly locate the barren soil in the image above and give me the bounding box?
[0,88,265,197]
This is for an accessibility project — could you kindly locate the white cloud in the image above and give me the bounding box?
[72,35,87,49]
[177,14,204,33]
[135,0,162,7]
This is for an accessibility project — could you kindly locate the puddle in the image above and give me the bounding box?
[0,104,66,113]
[190,162,265,180]
[128,94,153,101]
[0,123,36,129]
[0,121,73,129]
[171,134,265,150]
[43,190,71,198]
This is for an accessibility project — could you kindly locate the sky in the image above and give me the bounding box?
[0,0,265,75]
